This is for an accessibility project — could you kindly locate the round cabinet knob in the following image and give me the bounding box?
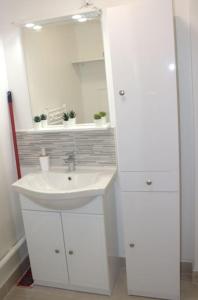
[119,90,125,96]
[146,180,153,186]
[129,243,135,248]
[55,249,60,254]
[69,250,74,255]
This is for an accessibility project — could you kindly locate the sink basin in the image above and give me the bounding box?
[12,168,116,209]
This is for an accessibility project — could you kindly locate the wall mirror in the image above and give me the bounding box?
[22,11,109,126]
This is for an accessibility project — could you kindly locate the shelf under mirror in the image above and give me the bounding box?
[17,123,111,133]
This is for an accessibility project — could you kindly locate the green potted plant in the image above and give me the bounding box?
[94,113,103,127]
[33,116,41,129]
[68,110,76,126]
[40,114,48,128]
[99,111,107,125]
[62,112,69,127]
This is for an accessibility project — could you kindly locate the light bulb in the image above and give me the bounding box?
[33,25,42,31]
[25,23,35,28]
[72,15,82,20]
[78,17,87,23]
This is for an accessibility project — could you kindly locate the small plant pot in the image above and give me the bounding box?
[41,120,48,128]
[68,118,76,126]
[94,119,103,127]
[63,120,70,127]
[101,116,107,125]
[34,122,41,130]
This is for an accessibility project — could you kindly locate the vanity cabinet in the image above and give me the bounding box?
[104,0,180,299]
[62,213,109,291]
[20,188,119,295]
[22,211,69,287]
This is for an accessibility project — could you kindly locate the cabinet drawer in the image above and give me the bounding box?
[120,172,179,192]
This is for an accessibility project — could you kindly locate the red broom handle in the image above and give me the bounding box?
[7,91,21,179]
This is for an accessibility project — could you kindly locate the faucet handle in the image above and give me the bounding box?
[64,151,75,160]
[63,158,69,164]
[63,151,76,172]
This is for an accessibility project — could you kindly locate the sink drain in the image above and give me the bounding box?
[68,177,72,181]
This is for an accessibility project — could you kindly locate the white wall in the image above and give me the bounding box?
[73,21,109,122]
[0,37,26,287]
[174,0,194,263]
[190,0,198,271]
[79,61,109,122]
[23,19,109,123]
[23,23,83,120]
[2,27,33,130]
[0,38,14,260]
[0,0,195,262]
[73,20,104,61]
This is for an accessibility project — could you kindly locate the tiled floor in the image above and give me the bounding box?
[4,270,198,300]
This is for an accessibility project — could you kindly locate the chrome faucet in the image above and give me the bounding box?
[64,152,75,172]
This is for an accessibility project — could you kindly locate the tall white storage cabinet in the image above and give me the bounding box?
[103,1,180,299]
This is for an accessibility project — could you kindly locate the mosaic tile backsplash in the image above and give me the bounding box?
[16,129,116,167]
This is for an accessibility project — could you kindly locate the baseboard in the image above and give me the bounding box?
[0,254,30,299]
[0,255,29,299]
[0,237,29,299]
[192,272,198,284]
[119,257,126,268]
[181,262,192,274]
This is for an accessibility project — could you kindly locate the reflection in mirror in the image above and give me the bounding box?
[22,12,109,126]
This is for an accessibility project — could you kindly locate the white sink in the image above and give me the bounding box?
[12,168,116,209]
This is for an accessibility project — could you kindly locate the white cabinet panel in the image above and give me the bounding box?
[104,0,179,172]
[123,192,180,299]
[22,211,69,286]
[104,1,180,299]
[62,213,109,291]
[120,171,179,192]
[20,194,103,215]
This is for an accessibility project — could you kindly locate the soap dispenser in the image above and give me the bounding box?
[39,148,50,172]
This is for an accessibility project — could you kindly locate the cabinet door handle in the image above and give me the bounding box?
[119,90,125,96]
[129,243,135,248]
[69,250,74,255]
[146,180,152,186]
[55,249,60,254]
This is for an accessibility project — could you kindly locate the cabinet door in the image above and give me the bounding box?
[104,0,179,172]
[123,192,180,299]
[22,211,69,286]
[62,213,109,291]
